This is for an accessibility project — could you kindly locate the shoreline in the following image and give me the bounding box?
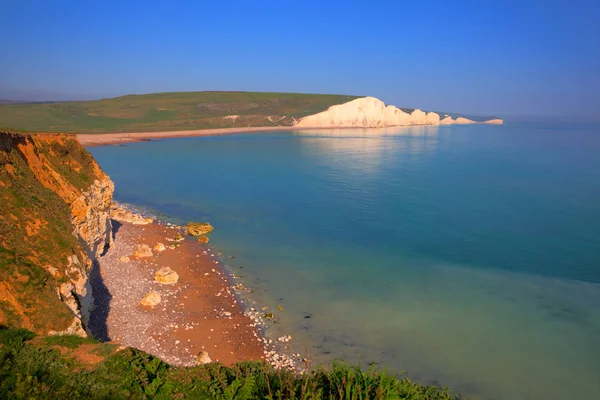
[77,126,300,146]
[93,204,298,369]
[76,121,498,147]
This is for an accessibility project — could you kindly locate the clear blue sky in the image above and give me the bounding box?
[1,0,599,118]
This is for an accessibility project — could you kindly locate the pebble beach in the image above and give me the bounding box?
[88,205,298,369]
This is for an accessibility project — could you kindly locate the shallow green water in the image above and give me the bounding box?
[90,123,600,399]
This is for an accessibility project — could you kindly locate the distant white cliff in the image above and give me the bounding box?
[483,118,504,125]
[440,116,477,125]
[294,97,502,128]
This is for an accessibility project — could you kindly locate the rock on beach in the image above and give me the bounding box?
[140,291,161,307]
[197,235,209,244]
[197,351,212,364]
[186,222,214,236]
[111,204,154,225]
[133,243,153,258]
[154,267,179,285]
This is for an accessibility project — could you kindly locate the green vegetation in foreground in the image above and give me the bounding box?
[0,327,458,399]
[0,91,360,134]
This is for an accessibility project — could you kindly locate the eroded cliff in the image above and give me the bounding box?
[0,131,113,336]
[294,97,440,128]
[294,96,502,128]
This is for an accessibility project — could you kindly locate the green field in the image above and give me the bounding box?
[0,92,360,134]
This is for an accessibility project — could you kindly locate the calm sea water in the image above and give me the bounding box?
[90,123,600,400]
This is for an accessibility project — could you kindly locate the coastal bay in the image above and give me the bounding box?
[89,124,600,400]
[1,130,455,398]
[3,0,595,396]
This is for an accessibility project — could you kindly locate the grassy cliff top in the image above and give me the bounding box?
[0,91,360,134]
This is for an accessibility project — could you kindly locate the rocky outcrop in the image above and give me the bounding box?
[198,236,210,244]
[111,204,153,225]
[186,222,214,236]
[294,97,497,128]
[64,177,114,335]
[0,131,113,336]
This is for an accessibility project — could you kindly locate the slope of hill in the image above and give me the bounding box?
[0,131,113,335]
[0,92,359,134]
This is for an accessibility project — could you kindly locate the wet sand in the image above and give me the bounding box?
[77,126,298,146]
[89,218,265,366]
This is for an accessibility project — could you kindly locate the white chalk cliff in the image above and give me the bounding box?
[440,116,477,125]
[294,96,502,128]
[484,118,504,124]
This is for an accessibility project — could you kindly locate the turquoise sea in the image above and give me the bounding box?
[90,123,600,400]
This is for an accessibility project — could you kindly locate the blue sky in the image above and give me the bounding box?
[1,0,599,118]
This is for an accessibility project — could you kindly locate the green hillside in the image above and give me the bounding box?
[0,328,457,399]
[0,92,359,134]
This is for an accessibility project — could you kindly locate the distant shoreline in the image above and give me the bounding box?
[76,121,499,147]
[77,126,300,146]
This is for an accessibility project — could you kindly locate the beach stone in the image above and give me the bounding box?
[154,267,179,285]
[133,243,153,258]
[140,291,161,307]
[197,351,212,364]
[197,235,209,244]
[173,233,184,242]
[110,205,154,225]
[186,222,214,236]
[119,256,130,263]
[154,242,166,252]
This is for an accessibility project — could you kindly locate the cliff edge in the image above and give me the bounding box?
[0,131,113,336]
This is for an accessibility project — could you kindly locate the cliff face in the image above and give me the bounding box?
[440,116,477,125]
[294,96,502,128]
[0,131,113,336]
[294,97,443,128]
